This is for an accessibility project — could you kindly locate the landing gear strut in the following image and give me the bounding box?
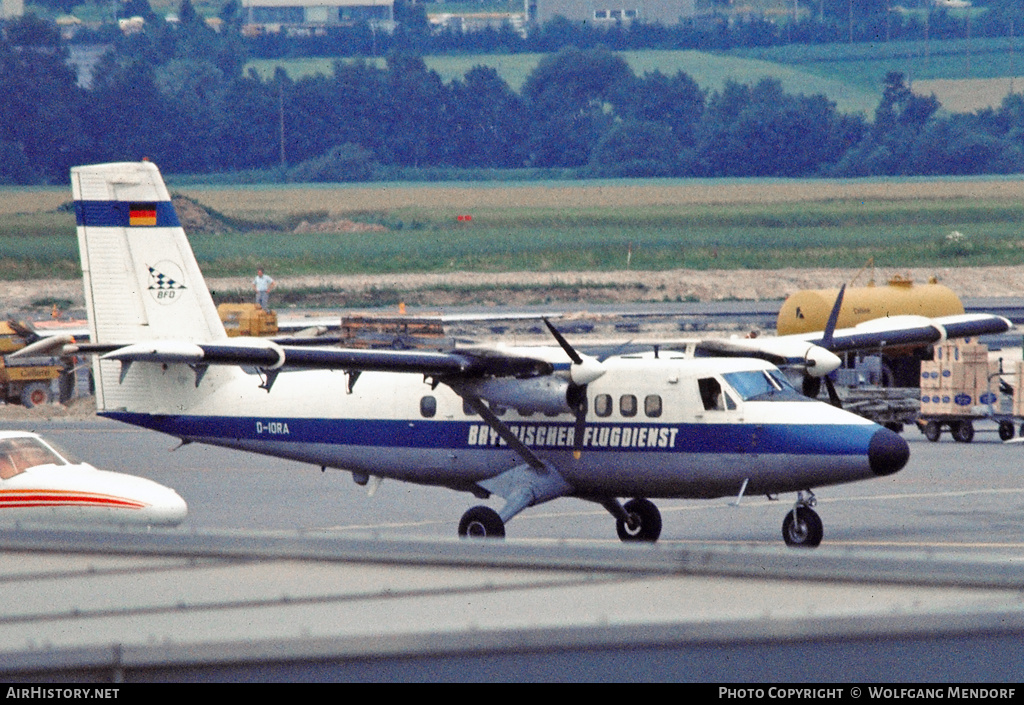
[782,491,823,548]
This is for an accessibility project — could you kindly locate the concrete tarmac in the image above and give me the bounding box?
[10,417,1024,557]
[6,416,1024,681]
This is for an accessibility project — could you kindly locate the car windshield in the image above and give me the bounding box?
[0,437,68,479]
[722,370,806,402]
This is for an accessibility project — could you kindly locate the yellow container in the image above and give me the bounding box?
[777,277,964,336]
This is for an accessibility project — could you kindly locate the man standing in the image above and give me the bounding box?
[253,267,276,309]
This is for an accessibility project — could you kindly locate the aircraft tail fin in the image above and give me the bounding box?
[72,162,227,410]
[72,161,226,346]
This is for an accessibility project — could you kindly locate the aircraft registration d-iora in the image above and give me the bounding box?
[0,431,187,527]
[64,162,1011,547]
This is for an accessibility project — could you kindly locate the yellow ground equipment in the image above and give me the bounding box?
[218,304,278,337]
[777,276,964,336]
[0,320,75,407]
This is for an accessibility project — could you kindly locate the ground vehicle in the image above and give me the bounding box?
[218,303,278,337]
[0,321,75,408]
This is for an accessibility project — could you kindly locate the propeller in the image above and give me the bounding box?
[820,284,846,349]
[804,284,846,408]
[544,319,604,458]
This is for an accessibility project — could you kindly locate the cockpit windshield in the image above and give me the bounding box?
[722,369,806,402]
[0,438,68,480]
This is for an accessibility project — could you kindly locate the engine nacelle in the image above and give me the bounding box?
[460,376,583,416]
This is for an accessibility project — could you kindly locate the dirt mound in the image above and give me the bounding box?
[172,196,231,234]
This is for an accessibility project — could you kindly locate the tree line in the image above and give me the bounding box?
[4,11,1024,185]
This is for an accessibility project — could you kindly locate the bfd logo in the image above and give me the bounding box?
[147,261,187,305]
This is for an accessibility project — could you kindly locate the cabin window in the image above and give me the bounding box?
[420,396,437,418]
[698,378,724,411]
[620,394,637,417]
[0,437,66,478]
[594,394,613,417]
[0,453,20,480]
[722,370,802,402]
[644,395,662,418]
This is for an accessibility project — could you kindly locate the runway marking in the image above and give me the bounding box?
[822,540,1024,549]
[319,519,455,532]
[819,487,1024,505]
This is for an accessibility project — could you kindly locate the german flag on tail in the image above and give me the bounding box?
[129,202,157,226]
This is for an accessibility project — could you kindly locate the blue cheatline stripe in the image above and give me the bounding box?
[101,412,878,457]
[75,200,180,228]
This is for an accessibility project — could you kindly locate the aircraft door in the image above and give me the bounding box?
[695,375,758,454]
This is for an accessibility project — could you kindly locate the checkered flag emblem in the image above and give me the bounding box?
[149,266,186,291]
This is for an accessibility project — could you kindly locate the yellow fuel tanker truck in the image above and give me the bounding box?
[777,275,964,337]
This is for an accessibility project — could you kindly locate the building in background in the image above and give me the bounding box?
[526,0,706,26]
[242,0,394,35]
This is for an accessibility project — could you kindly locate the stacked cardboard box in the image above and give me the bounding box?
[920,341,992,416]
[1014,361,1024,419]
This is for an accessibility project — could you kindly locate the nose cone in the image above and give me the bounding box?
[869,427,910,476]
[147,487,188,526]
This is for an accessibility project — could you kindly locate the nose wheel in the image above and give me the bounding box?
[612,497,662,542]
[782,493,823,548]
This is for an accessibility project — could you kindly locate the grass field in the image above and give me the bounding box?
[246,36,1024,117]
[246,50,882,115]
[5,177,1024,281]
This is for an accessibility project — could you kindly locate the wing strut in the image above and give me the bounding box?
[451,383,573,525]
[453,385,546,470]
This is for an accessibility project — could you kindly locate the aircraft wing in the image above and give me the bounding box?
[71,339,555,380]
[680,311,1011,379]
[693,337,841,376]
[788,313,1013,353]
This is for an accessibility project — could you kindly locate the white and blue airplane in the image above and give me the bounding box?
[66,162,1009,547]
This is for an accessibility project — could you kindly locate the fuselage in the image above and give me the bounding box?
[99,353,907,500]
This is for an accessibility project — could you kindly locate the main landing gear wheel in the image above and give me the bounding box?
[458,505,505,539]
[616,498,662,542]
[782,506,823,548]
